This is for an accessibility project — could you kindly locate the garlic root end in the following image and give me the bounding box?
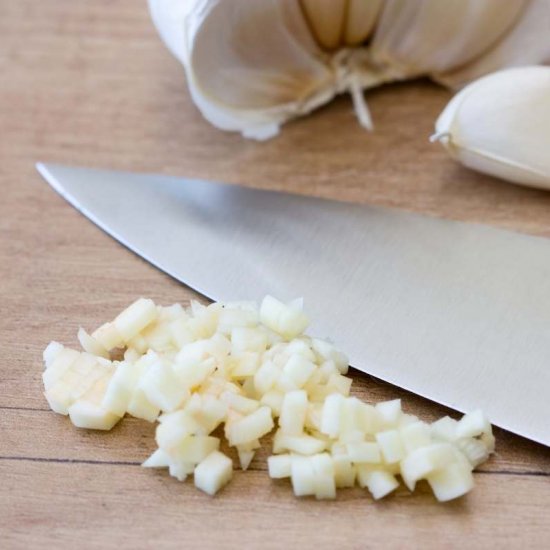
[429,131,451,144]
[349,79,374,131]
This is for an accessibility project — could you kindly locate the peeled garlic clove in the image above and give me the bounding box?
[298,0,382,50]
[299,0,348,51]
[437,0,550,88]
[433,66,550,190]
[370,0,527,80]
[344,0,384,47]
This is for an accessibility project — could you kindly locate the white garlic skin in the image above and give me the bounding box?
[433,66,550,190]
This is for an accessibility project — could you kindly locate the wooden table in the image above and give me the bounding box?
[1,2,549,548]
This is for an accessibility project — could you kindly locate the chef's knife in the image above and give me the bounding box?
[36,163,550,447]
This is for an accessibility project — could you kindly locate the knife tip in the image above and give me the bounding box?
[35,161,48,176]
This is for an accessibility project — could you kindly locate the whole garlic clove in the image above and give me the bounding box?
[436,0,550,89]
[432,66,550,190]
[369,0,527,80]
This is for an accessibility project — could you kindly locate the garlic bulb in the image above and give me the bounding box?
[432,66,550,190]
[149,0,548,140]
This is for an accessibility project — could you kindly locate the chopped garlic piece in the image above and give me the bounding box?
[346,442,381,464]
[360,469,399,500]
[311,453,336,500]
[194,451,233,496]
[279,390,308,436]
[268,454,292,479]
[92,322,123,351]
[142,449,170,468]
[78,327,110,359]
[290,455,316,497]
[114,298,158,342]
[427,462,474,503]
[456,409,491,439]
[68,400,120,431]
[43,341,64,368]
[376,430,405,464]
[260,295,309,340]
[226,406,274,446]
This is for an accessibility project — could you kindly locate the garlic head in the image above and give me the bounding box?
[149,0,548,140]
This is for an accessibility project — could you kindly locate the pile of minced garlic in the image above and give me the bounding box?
[42,296,494,500]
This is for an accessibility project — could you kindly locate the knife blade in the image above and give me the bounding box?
[36,162,550,447]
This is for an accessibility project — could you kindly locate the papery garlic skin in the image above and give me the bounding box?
[433,66,550,190]
[148,0,189,64]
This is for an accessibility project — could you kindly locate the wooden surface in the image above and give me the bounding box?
[1,1,549,548]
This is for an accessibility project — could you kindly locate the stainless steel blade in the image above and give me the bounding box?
[36,162,550,446]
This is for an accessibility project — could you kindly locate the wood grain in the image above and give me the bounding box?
[0,1,549,548]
